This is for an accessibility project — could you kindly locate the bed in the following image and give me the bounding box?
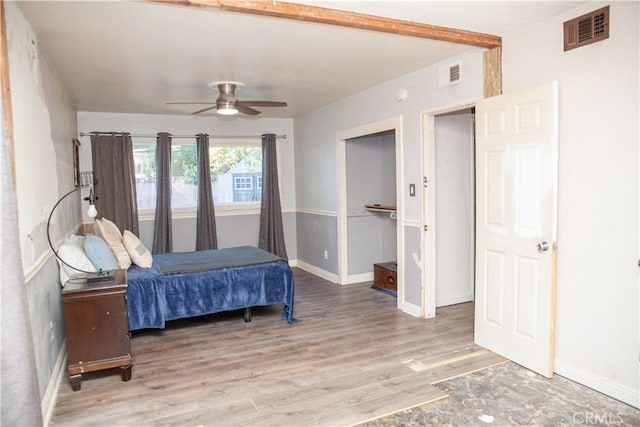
[125,245,295,331]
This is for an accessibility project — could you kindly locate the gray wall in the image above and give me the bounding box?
[296,212,338,273]
[26,261,66,397]
[403,226,422,304]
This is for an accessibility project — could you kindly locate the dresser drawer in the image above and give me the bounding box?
[373,262,397,292]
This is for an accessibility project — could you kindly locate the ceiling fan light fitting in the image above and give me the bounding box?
[169,82,285,116]
[216,99,238,115]
[217,107,238,115]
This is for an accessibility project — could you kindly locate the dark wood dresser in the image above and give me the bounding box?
[61,269,133,391]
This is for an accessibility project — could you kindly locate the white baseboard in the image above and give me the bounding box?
[345,272,373,285]
[42,341,66,427]
[436,292,474,308]
[402,301,422,318]
[288,259,298,268]
[295,260,338,283]
[554,359,640,408]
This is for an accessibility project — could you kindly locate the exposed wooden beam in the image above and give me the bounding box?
[0,0,16,186]
[483,46,502,98]
[153,0,502,49]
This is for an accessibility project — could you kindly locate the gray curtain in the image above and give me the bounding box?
[152,132,172,253]
[196,134,217,250]
[258,133,288,260]
[90,132,139,235]
[1,97,43,424]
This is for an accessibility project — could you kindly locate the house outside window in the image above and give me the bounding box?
[132,139,262,214]
[232,172,261,202]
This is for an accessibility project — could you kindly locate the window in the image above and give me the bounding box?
[133,144,157,210]
[234,176,253,190]
[133,140,262,212]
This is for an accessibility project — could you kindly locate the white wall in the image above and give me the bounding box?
[6,1,79,414]
[295,48,485,307]
[9,6,78,270]
[502,1,639,407]
[76,112,297,257]
[434,111,474,307]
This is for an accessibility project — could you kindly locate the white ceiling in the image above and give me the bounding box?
[18,1,585,119]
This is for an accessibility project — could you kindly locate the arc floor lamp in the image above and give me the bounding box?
[46,171,113,283]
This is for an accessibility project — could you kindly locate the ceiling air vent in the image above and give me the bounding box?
[439,61,462,88]
[564,5,609,52]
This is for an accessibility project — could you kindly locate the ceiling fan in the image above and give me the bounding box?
[166,81,287,116]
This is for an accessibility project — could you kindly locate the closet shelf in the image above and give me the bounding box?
[364,204,396,212]
[364,204,397,219]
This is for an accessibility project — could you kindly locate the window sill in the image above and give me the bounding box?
[138,203,261,221]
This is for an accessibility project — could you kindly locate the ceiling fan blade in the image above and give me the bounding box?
[239,100,288,107]
[191,105,218,115]
[236,103,261,116]
[166,101,215,105]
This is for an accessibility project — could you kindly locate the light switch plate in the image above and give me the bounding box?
[409,183,415,197]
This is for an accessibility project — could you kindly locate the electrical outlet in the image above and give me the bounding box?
[324,250,328,260]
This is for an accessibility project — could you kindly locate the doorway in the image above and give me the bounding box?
[422,104,476,318]
[336,116,404,309]
[422,83,558,377]
[345,130,397,283]
[434,109,475,307]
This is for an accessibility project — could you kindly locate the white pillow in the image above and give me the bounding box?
[94,218,131,269]
[56,235,97,286]
[122,230,153,268]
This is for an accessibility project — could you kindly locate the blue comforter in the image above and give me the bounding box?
[126,246,295,331]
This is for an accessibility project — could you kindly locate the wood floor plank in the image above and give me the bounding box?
[50,268,498,427]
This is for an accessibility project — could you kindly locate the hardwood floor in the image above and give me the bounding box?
[50,268,504,426]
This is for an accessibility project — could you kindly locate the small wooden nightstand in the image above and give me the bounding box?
[61,269,133,391]
[373,262,398,294]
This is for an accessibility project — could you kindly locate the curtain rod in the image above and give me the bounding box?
[78,132,286,139]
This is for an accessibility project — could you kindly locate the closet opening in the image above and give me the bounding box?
[345,130,398,294]
[423,106,476,317]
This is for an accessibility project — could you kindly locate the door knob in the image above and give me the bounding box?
[537,241,549,252]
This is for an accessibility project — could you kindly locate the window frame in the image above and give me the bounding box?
[134,137,266,219]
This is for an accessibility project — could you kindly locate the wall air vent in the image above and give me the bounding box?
[564,5,609,51]
[439,61,462,88]
[449,63,460,83]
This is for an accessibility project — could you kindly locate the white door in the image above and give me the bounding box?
[475,82,558,378]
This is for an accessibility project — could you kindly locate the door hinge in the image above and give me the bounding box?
[424,225,428,231]
[423,176,428,188]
